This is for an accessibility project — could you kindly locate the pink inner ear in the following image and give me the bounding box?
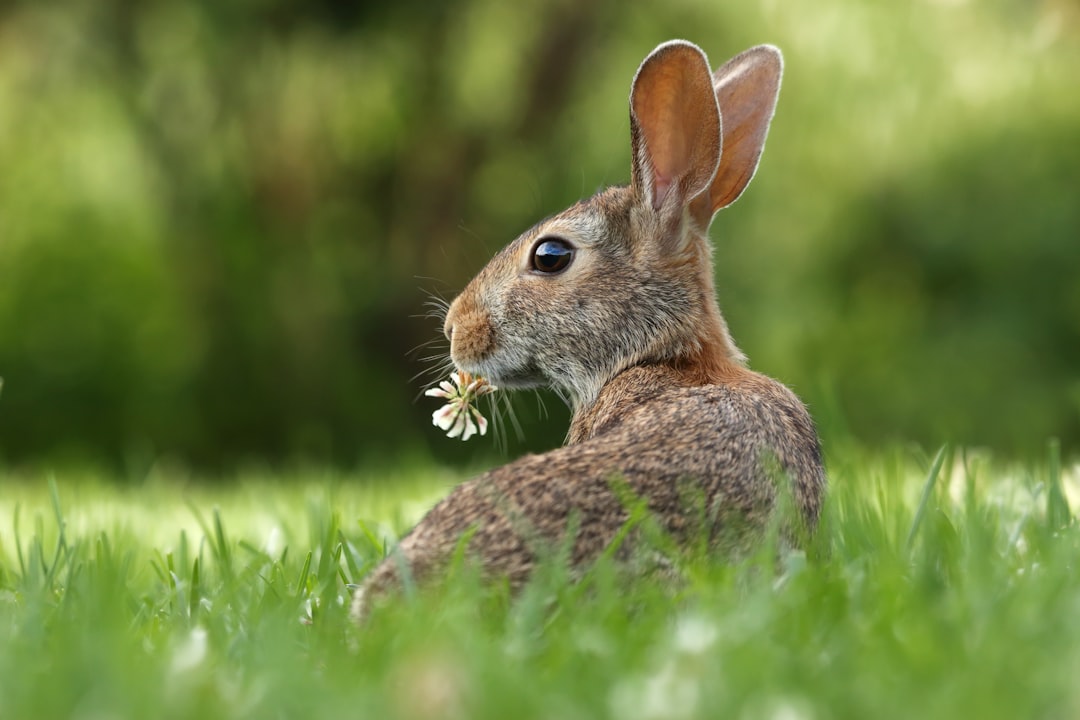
[630,42,721,217]
[652,173,672,210]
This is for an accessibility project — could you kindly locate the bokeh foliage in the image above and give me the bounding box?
[1,0,1078,468]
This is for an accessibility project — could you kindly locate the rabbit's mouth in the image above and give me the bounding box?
[455,357,546,390]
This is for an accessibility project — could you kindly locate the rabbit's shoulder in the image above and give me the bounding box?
[574,366,813,444]
[571,365,825,512]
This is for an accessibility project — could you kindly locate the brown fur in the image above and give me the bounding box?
[352,41,825,623]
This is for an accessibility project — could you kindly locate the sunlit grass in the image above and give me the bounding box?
[1,445,1078,719]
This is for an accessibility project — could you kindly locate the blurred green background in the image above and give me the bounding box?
[1,0,1078,472]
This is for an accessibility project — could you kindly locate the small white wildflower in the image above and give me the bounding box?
[425,371,496,441]
[758,697,815,720]
[609,659,699,720]
[300,596,314,626]
[263,526,283,558]
[169,626,208,676]
[673,613,719,655]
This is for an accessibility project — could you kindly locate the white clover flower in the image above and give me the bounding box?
[425,371,497,441]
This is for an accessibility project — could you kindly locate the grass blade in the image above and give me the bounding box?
[906,444,950,552]
[13,503,26,579]
[295,550,313,601]
[1047,438,1072,529]
[213,508,233,580]
[189,557,201,620]
[44,476,70,587]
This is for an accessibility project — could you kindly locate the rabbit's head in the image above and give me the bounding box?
[443,42,782,409]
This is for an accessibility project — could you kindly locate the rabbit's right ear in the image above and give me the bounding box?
[692,45,783,220]
[630,41,722,235]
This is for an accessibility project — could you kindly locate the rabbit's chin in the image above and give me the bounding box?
[454,357,546,390]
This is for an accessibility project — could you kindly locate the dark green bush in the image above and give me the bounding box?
[797,120,1080,450]
[0,0,1076,469]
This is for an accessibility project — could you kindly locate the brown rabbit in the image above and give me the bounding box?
[352,41,825,621]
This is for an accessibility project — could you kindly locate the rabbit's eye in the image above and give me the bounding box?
[531,238,574,274]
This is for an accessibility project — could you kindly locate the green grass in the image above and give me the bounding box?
[1,445,1078,720]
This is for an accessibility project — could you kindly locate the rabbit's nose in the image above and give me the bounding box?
[443,301,457,342]
[442,293,494,364]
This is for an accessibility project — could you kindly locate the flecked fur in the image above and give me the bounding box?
[352,41,825,622]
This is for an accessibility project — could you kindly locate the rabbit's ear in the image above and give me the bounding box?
[630,41,721,226]
[693,45,782,220]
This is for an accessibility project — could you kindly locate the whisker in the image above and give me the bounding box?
[421,293,451,311]
[411,289,451,329]
[408,369,451,403]
[410,345,449,358]
[410,366,447,386]
[408,287,453,389]
[553,384,572,409]
[534,389,549,420]
[406,337,446,356]
[411,350,451,367]
[411,357,455,386]
[485,394,508,453]
[501,393,525,443]
[421,305,449,318]
[413,275,450,286]
[422,296,450,308]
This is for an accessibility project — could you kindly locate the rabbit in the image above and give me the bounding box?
[351,40,825,622]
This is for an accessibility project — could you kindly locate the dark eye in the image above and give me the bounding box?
[531,238,574,274]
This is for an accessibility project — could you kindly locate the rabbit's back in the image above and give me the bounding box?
[566,365,824,535]
[360,366,823,604]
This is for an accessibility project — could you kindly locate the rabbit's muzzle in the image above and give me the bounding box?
[444,293,495,368]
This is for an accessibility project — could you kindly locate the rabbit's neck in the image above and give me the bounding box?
[566,250,749,444]
[674,305,748,384]
[565,343,749,446]
[566,219,748,443]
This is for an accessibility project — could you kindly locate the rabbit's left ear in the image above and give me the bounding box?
[630,41,721,231]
